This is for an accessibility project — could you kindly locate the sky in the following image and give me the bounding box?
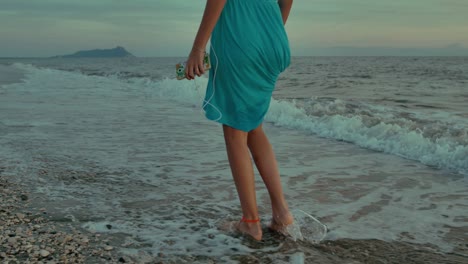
[1,0,468,57]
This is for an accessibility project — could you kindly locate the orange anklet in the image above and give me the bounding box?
[241,216,260,223]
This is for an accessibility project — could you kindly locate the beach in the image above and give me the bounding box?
[0,58,467,263]
[1,175,466,263]
[0,175,131,263]
[0,125,468,264]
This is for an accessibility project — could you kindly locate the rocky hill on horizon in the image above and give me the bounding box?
[53,46,135,58]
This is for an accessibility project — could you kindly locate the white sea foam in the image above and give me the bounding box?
[267,99,468,175]
[121,73,468,175]
[11,62,467,175]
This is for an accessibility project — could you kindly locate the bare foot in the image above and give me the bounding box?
[234,221,262,241]
[269,211,294,233]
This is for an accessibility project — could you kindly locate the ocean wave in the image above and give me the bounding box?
[12,63,468,175]
[266,98,468,175]
[129,75,468,175]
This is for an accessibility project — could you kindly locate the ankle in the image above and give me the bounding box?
[272,205,290,218]
[272,210,293,225]
[241,216,260,223]
[236,220,263,241]
[239,221,261,229]
[271,197,289,211]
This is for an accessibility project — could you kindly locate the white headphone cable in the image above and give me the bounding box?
[194,40,222,122]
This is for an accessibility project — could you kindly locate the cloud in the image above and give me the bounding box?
[304,44,468,56]
[0,0,467,56]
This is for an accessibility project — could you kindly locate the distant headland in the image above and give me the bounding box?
[52,46,135,58]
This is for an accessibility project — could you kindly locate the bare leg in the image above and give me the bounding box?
[247,124,293,228]
[222,125,262,240]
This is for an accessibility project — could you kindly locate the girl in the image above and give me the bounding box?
[185,0,294,241]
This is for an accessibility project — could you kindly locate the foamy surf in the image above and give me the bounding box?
[132,76,468,175]
[10,62,468,176]
[291,209,328,243]
[267,98,468,175]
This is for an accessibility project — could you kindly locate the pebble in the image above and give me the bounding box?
[104,245,114,251]
[0,176,133,263]
[62,235,73,243]
[39,249,50,257]
[16,213,25,219]
[8,237,17,245]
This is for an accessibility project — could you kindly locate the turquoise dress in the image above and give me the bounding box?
[203,0,291,132]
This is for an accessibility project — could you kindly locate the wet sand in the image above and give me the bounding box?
[1,174,467,263]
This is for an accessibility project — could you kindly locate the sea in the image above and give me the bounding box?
[0,56,467,262]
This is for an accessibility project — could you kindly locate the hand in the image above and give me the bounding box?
[185,47,206,80]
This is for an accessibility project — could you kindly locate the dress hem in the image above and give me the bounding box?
[204,112,264,132]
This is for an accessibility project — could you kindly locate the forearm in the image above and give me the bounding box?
[192,0,227,51]
[278,0,293,25]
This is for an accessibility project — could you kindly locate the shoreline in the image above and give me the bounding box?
[1,175,466,263]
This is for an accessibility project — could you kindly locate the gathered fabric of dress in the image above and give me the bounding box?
[203,0,291,132]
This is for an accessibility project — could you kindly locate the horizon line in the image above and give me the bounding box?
[2,54,468,59]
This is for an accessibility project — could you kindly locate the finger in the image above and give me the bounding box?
[185,71,192,80]
[199,57,206,74]
[185,63,190,79]
[187,68,194,80]
[190,62,197,77]
[198,64,205,75]
[194,65,201,77]
[185,64,192,80]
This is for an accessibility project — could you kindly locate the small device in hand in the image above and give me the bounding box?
[176,53,211,80]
